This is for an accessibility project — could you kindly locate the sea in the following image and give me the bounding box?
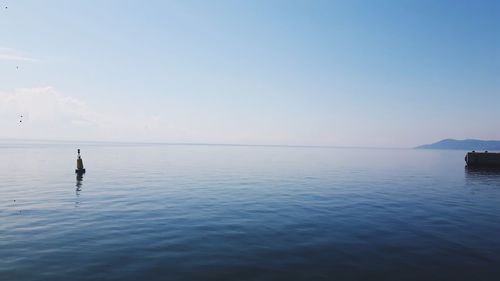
[1,141,499,281]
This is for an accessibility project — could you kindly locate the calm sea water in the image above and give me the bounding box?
[1,142,500,281]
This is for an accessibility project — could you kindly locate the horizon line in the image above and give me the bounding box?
[0,137,409,150]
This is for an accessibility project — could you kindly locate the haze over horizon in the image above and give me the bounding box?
[1,0,499,147]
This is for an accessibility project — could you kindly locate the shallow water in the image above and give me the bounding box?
[1,143,499,281]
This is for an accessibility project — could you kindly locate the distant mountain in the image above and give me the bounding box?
[416,139,500,151]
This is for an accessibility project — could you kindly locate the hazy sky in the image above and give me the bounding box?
[1,0,498,147]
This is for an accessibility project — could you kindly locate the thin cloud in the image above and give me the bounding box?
[0,47,39,62]
[0,87,189,142]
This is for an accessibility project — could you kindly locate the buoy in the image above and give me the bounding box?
[75,149,86,174]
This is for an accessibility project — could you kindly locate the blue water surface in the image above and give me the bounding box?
[1,143,499,281]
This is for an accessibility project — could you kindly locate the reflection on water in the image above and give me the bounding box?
[75,173,83,193]
[75,173,83,207]
[76,173,83,191]
[465,166,500,187]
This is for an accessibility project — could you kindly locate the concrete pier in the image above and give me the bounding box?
[465,151,500,167]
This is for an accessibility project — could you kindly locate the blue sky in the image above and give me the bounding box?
[0,0,498,147]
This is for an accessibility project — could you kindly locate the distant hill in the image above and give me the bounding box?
[416,139,500,151]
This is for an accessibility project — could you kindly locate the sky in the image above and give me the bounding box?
[0,0,499,147]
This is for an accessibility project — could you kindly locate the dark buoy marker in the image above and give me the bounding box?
[75,149,86,174]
